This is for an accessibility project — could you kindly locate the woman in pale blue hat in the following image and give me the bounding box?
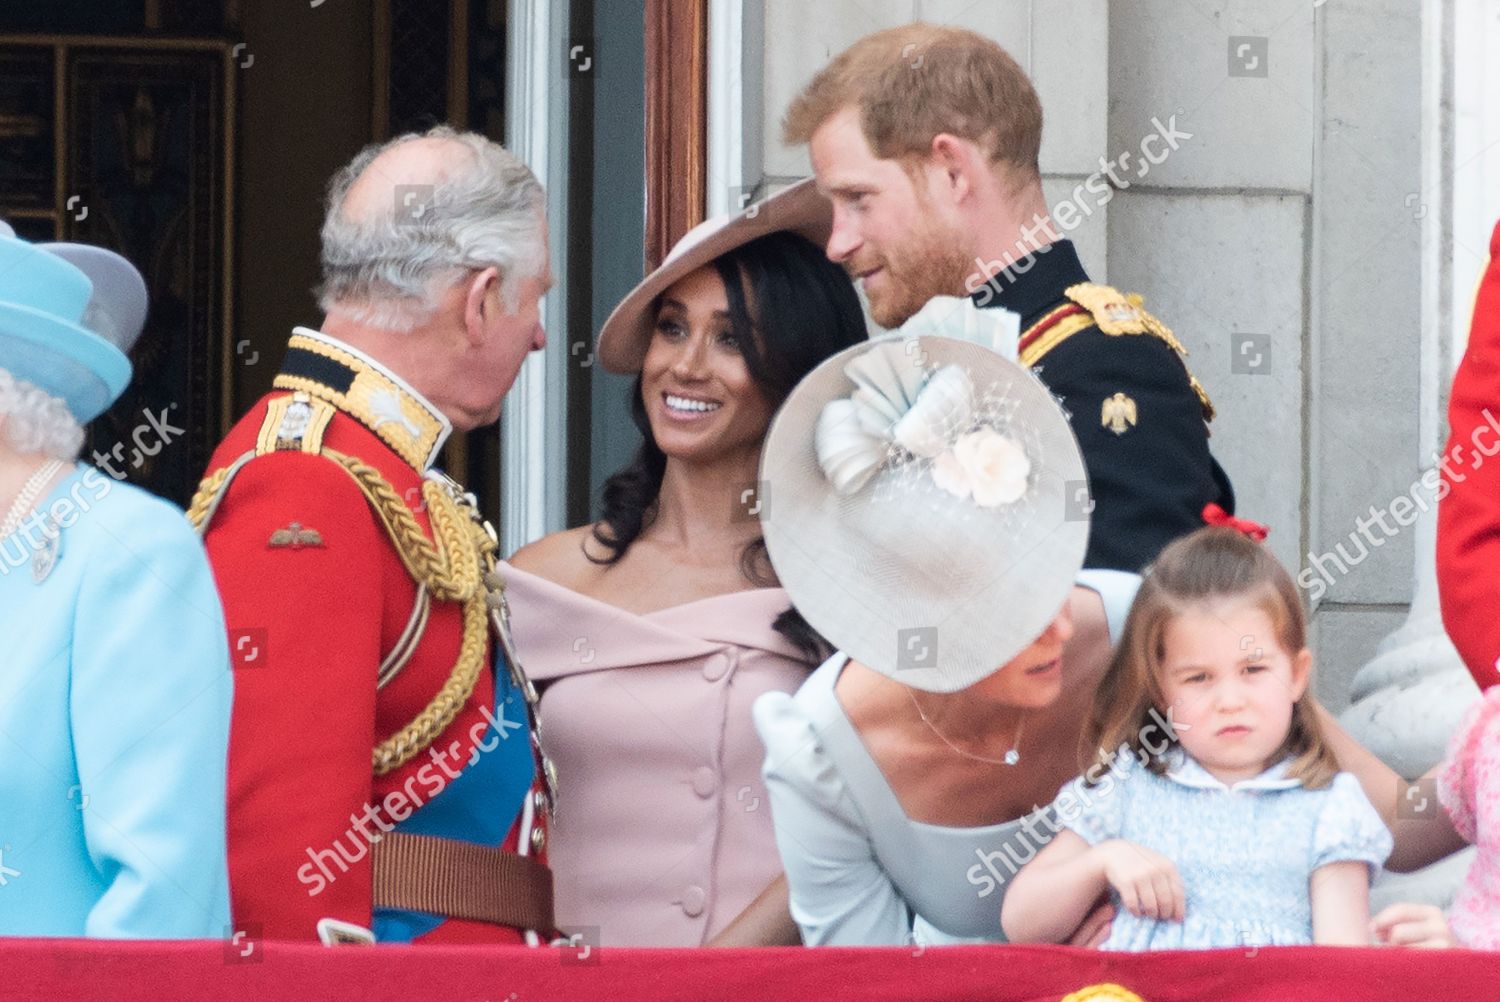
[0,222,232,938]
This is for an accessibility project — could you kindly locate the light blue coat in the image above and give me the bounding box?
[0,465,232,938]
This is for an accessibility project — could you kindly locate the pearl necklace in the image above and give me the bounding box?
[0,458,64,539]
[907,687,1026,766]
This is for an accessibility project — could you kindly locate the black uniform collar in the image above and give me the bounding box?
[272,327,452,471]
[968,239,1091,329]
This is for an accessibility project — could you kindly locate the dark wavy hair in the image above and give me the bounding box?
[588,230,867,662]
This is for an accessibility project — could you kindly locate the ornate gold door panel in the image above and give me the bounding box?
[0,35,235,506]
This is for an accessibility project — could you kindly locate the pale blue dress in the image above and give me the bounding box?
[754,570,1141,946]
[1054,747,1393,950]
[0,465,232,938]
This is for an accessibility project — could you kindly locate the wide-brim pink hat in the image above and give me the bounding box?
[595,178,834,373]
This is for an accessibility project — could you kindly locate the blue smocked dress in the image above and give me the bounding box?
[1053,748,1392,950]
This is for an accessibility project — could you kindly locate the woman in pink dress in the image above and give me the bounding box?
[503,181,867,946]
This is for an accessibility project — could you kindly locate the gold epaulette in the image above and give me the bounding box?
[1018,283,1216,424]
[255,391,337,457]
[185,393,340,534]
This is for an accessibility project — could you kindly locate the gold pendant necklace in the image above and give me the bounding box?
[906,687,1025,766]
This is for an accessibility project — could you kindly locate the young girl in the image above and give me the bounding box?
[1002,526,1392,949]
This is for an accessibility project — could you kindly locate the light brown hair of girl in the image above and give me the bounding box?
[783,23,1043,189]
[1083,526,1340,790]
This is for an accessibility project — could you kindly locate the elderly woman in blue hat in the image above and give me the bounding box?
[0,223,232,938]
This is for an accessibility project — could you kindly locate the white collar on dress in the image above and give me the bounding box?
[1163,750,1302,794]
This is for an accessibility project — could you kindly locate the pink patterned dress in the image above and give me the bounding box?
[1438,684,1500,949]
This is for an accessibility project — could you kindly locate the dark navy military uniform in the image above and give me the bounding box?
[972,239,1235,572]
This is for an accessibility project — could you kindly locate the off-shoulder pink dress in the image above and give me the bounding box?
[499,561,813,946]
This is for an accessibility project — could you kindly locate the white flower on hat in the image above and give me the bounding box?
[932,428,1030,507]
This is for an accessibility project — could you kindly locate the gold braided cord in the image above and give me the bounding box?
[322,449,481,603]
[372,588,488,776]
[1061,985,1145,1002]
[1128,294,1191,356]
[190,443,499,775]
[1023,287,1217,425]
[320,451,495,773]
[186,466,233,530]
[424,479,488,598]
[1189,375,1217,423]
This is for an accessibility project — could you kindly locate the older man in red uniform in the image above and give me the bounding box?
[1439,221,1500,691]
[191,126,556,945]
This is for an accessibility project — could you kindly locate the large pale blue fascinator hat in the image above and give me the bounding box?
[760,298,1089,693]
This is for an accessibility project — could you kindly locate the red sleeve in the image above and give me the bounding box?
[204,451,385,940]
[1438,221,1500,690]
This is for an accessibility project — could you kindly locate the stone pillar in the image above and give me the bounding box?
[1341,510,1475,780]
[1338,0,1500,909]
[1339,504,1478,908]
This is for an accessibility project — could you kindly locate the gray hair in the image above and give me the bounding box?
[316,125,547,332]
[0,367,85,460]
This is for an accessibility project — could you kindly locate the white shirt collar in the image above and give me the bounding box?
[1163,750,1303,794]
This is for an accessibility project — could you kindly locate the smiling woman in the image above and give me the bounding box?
[500,181,868,947]
[639,265,775,478]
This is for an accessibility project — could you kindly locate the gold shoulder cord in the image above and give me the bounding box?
[187,466,234,528]
[1123,295,1216,423]
[327,454,493,777]
[186,434,500,777]
[324,451,482,604]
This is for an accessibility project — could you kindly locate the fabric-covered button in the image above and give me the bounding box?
[702,652,730,682]
[680,885,706,917]
[691,767,717,798]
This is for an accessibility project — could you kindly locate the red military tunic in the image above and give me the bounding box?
[192,327,554,943]
[1438,221,1500,689]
